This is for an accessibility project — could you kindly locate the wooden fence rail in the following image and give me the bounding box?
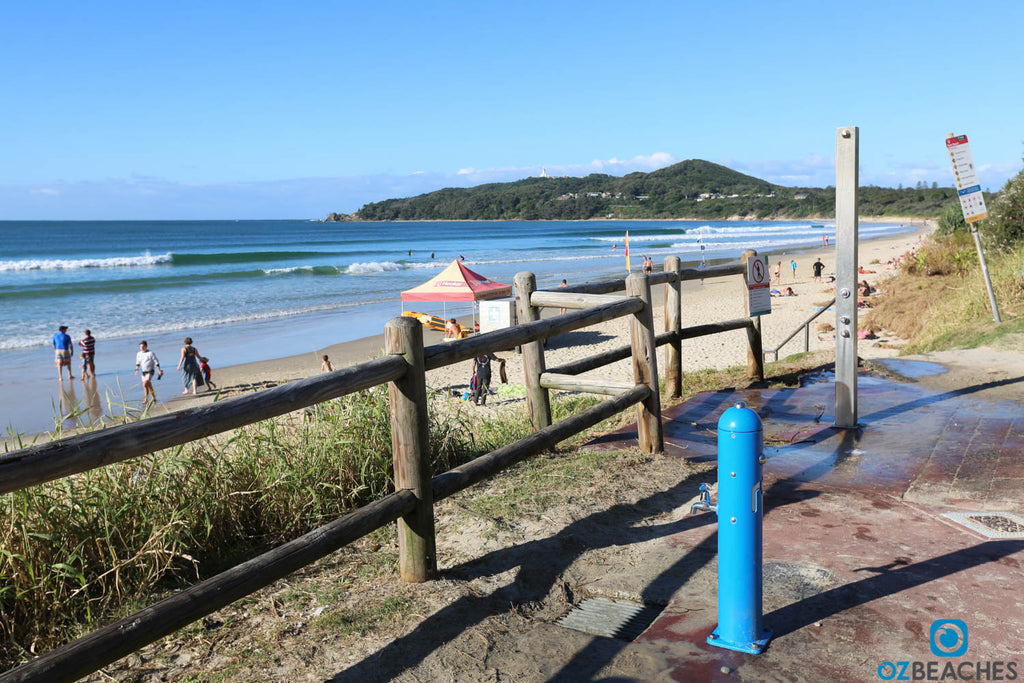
[0,256,761,682]
[1,387,648,683]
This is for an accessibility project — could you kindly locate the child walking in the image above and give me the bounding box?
[199,356,216,390]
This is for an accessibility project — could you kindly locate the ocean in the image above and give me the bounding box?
[0,218,914,435]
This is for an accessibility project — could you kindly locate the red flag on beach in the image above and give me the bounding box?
[624,231,631,272]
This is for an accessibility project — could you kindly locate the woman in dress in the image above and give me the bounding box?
[176,337,206,395]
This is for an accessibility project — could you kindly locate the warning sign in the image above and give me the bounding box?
[746,255,771,317]
[946,134,988,223]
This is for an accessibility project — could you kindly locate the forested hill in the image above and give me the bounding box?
[329,159,963,221]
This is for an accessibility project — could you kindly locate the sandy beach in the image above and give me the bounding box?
[151,220,931,419]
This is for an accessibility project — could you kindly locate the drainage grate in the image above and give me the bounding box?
[558,598,664,641]
[942,512,1024,539]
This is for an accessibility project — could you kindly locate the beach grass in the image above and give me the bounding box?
[0,387,615,667]
[869,233,1024,353]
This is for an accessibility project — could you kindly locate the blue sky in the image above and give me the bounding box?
[2,1,1023,219]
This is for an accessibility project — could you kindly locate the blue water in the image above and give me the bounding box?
[0,218,914,435]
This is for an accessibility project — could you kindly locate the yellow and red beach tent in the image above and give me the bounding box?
[400,260,512,302]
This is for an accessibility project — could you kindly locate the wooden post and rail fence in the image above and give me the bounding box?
[0,255,765,682]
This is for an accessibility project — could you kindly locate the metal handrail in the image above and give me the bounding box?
[763,297,836,362]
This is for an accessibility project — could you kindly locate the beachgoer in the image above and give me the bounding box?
[176,337,206,395]
[858,280,874,296]
[408,249,412,256]
[134,340,163,402]
[774,261,782,284]
[812,258,825,283]
[612,243,617,251]
[785,286,796,296]
[445,318,461,340]
[52,325,73,381]
[790,259,797,280]
[471,352,504,406]
[430,251,434,259]
[558,279,568,314]
[79,329,96,380]
[459,254,465,261]
[858,265,876,274]
[321,354,335,372]
[199,356,216,389]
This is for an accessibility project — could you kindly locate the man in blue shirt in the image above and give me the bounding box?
[52,325,73,381]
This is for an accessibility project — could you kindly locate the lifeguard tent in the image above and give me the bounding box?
[400,260,512,331]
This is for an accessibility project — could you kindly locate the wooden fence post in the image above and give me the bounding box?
[740,249,765,381]
[663,255,682,398]
[626,273,663,453]
[514,271,551,431]
[385,316,436,582]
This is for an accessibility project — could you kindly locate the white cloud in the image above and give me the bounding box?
[31,187,60,195]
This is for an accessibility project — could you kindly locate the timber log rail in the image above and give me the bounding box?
[0,256,762,682]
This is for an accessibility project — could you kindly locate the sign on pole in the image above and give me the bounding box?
[945,134,988,223]
[746,255,771,316]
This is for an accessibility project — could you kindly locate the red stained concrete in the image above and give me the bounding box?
[583,363,1024,681]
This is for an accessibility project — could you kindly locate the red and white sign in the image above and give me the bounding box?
[946,134,987,223]
[746,255,771,317]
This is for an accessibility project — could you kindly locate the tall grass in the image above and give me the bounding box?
[0,388,474,664]
[870,232,1024,353]
[0,387,610,667]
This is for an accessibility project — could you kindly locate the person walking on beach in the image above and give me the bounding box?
[558,279,568,315]
[52,325,73,381]
[176,337,206,395]
[134,340,163,402]
[812,258,825,283]
[790,259,797,281]
[321,354,335,372]
[199,357,216,389]
[79,329,96,380]
[774,261,782,284]
[471,352,504,406]
[446,318,462,340]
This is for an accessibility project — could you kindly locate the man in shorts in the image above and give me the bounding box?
[52,325,73,381]
[134,340,163,402]
[812,258,825,283]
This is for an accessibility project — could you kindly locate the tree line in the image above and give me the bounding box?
[330,159,987,222]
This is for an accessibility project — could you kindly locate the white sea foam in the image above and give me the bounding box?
[345,261,404,274]
[0,298,391,351]
[0,253,173,272]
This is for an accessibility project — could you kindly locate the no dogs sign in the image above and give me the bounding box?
[746,255,771,317]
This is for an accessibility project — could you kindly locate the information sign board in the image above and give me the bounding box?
[746,255,771,317]
[945,134,988,223]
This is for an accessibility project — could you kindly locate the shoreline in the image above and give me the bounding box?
[2,219,932,447]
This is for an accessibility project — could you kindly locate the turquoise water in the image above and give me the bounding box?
[0,218,912,434]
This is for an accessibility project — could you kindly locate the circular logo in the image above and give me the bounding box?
[932,622,966,655]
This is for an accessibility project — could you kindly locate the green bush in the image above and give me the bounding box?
[986,158,1024,249]
[937,202,968,236]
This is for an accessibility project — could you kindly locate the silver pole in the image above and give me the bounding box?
[834,127,859,429]
[970,223,1002,323]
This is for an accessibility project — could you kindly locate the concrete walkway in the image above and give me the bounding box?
[578,361,1024,681]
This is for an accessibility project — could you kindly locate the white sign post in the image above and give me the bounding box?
[945,134,988,223]
[746,255,771,317]
[945,133,1000,323]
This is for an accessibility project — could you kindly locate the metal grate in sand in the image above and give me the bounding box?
[558,598,663,641]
